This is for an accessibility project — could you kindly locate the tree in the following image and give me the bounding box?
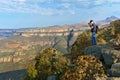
[25,64,38,80]
[71,31,92,61]
[34,48,70,80]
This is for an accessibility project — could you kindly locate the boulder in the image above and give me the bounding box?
[47,75,56,80]
[102,49,120,67]
[107,78,120,80]
[96,77,106,80]
[84,45,103,58]
[96,77,120,80]
[84,45,120,67]
[84,45,120,77]
[109,63,120,77]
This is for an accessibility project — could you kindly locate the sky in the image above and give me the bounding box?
[0,0,120,29]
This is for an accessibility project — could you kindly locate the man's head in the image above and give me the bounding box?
[90,20,94,24]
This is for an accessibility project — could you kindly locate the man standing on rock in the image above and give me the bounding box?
[88,20,98,45]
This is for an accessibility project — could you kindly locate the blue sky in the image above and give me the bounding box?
[0,0,120,29]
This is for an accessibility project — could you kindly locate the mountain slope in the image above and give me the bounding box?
[97,16,119,26]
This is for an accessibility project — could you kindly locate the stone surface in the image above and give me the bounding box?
[84,45,103,58]
[47,75,56,80]
[106,77,120,80]
[96,77,106,80]
[84,45,120,77]
[84,45,120,66]
[109,63,120,77]
[102,49,120,67]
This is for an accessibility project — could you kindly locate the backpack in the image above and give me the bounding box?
[96,25,99,33]
[90,25,99,33]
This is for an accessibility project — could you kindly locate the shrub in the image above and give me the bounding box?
[71,31,92,61]
[61,55,107,80]
[25,64,38,80]
[34,48,70,80]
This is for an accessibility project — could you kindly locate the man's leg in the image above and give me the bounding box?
[91,32,96,45]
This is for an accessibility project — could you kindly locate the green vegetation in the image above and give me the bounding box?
[71,20,120,62]
[2,20,120,80]
[61,55,106,80]
[26,20,120,79]
[71,31,92,61]
[25,64,38,80]
[97,20,120,46]
[25,48,70,80]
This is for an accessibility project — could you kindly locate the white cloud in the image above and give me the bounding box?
[59,3,71,9]
[0,0,75,15]
[0,0,120,15]
[109,0,120,3]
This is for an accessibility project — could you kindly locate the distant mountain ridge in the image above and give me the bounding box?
[97,16,119,26]
[103,16,119,22]
[0,16,119,38]
[56,16,120,29]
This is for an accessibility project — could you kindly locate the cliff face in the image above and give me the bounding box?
[0,56,12,63]
[0,47,35,63]
[0,56,22,63]
[14,27,82,37]
[0,27,82,73]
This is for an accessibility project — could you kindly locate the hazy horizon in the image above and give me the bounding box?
[0,0,120,29]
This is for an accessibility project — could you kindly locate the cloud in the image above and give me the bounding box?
[58,3,71,9]
[0,0,120,15]
[0,0,75,15]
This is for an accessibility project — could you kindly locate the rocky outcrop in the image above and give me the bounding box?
[47,75,56,80]
[0,56,22,63]
[0,56,13,63]
[84,45,120,77]
[102,48,120,67]
[109,63,120,77]
[14,27,82,37]
[96,77,120,80]
[15,31,82,37]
